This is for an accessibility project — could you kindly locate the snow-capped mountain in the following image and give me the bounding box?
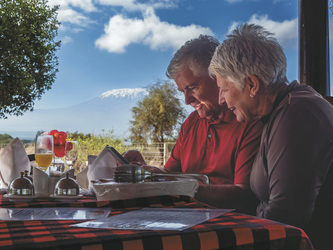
[0,88,149,139]
[100,88,148,99]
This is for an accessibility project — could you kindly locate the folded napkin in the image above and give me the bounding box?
[0,138,31,189]
[76,146,118,191]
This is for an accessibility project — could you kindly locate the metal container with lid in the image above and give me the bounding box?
[24,170,33,183]
[54,173,79,196]
[8,172,34,196]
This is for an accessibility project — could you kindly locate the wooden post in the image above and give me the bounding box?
[298,0,330,96]
[163,142,167,166]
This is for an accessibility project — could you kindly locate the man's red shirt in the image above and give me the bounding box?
[164,108,263,185]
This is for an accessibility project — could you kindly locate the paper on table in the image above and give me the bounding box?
[72,208,234,231]
[0,207,111,221]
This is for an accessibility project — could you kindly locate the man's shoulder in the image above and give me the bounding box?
[181,111,213,130]
[183,111,200,126]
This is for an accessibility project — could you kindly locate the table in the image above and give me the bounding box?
[0,194,313,250]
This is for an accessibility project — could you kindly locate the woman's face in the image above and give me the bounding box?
[216,76,255,122]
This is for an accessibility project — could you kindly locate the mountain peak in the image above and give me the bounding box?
[100,88,148,99]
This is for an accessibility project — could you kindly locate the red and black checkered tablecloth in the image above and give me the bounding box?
[0,194,313,250]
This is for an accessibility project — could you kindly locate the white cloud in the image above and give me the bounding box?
[225,0,243,3]
[48,0,97,28]
[95,7,214,53]
[61,36,73,44]
[48,0,97,12]
[228,14,298,48]
[56,7,93,26]
[48,0,179,33]
[225,0,262,3]
[96,0,145,11]
[96,0,177,12]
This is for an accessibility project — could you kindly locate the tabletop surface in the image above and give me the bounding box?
[0,194,313,250]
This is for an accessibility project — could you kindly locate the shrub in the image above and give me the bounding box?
[67,130,126,173]
[0,133,13,147]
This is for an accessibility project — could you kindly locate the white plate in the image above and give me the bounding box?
[3,194,36,202]
[49,194,83,201]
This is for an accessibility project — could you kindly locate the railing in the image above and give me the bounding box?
[126,142,176,167]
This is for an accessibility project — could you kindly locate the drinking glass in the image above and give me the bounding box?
[65,141,78,169]
[35,135,54,171]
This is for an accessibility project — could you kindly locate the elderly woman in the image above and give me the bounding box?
[209,23,333,249]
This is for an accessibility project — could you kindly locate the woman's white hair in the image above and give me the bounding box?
[209,23,288,92]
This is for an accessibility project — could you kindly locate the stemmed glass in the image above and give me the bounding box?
[35,135,54,171]
[65,141,78,169]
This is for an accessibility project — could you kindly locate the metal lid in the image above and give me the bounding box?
[24,170,33,183]
[54,173,79,196]
[8,172,34,196]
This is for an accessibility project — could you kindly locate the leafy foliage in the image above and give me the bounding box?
[330,0,333,13]
[0,133,13,147]
[129,80,187,144]
[0,0,61,119]
[67,130,126,172]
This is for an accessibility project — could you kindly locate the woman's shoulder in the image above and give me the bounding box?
[269,85,333,137]
[285,83,333,120]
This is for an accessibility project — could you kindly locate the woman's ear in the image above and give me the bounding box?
[245,75,260,98]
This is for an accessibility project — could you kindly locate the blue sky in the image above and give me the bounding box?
[29,0,332,110]
[2,0,332,139]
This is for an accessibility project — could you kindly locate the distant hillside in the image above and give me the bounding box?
[0,87,192,140]
[0,88,149,139]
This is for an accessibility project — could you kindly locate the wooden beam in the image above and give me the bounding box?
[298,0,330,96]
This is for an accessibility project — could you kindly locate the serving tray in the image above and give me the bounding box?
[91,178,199,201]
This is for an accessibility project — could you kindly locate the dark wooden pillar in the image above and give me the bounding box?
[299,0,330,96]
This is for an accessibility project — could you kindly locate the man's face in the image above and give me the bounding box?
[175,67,220,120]
[216,76,254,122]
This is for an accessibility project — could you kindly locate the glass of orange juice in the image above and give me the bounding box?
[35,135,54,171]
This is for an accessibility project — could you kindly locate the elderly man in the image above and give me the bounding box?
[124,35,263,215]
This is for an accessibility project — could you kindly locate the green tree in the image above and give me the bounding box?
[129,80,187,144]
[0,0,61,119]
[330,0,333,13]
[0,133,13,147]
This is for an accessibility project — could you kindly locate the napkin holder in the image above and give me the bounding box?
[33,167,74,197]
[76,146,118,192]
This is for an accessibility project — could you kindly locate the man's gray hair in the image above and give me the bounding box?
[167,35,219,79]
[209,23,288,92]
